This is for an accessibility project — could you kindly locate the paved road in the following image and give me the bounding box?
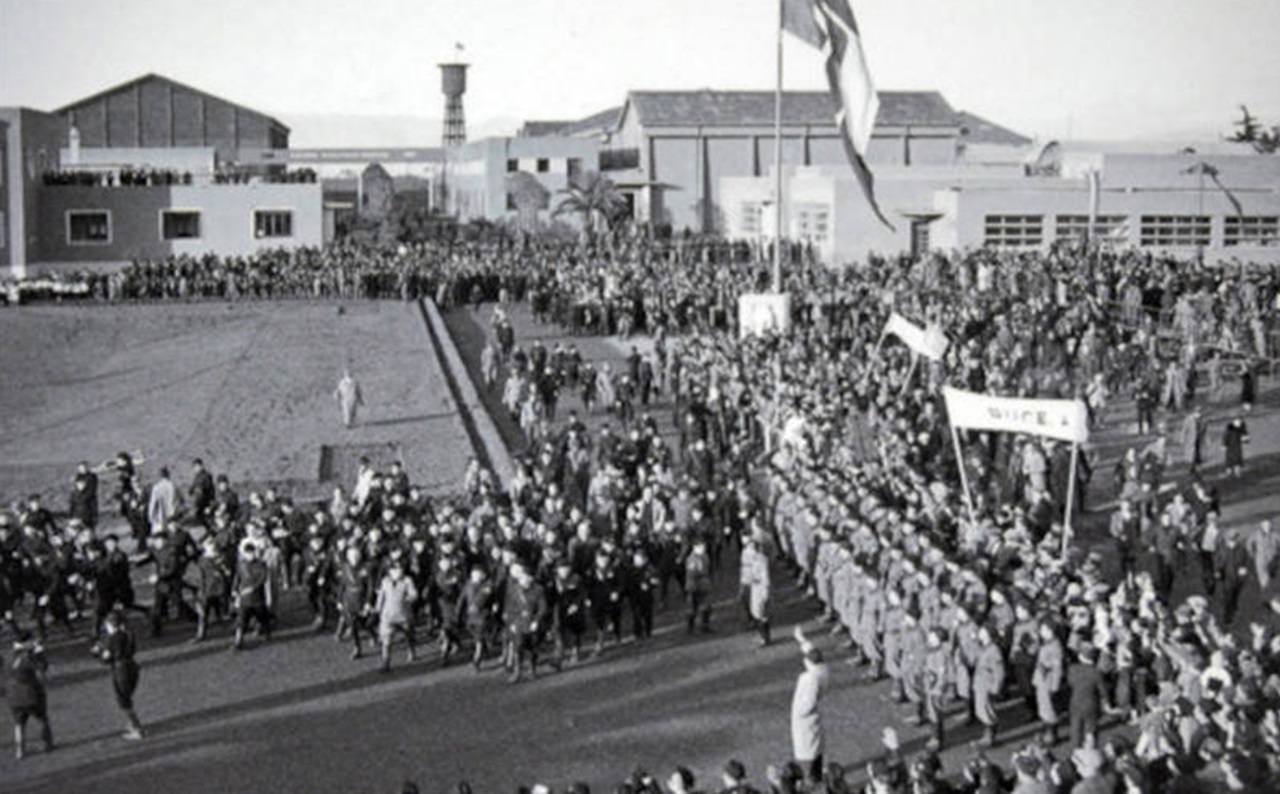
[4,300,1280,792]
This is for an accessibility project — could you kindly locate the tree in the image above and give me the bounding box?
[551,171,626,240]
[505,172,551,232]
[1228,105,1279,154]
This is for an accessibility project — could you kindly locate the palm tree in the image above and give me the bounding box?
[1228,105,1279,154]
[551,171,625,240]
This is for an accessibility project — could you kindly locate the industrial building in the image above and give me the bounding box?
[5,69,1277,277]
[2,74,322,278]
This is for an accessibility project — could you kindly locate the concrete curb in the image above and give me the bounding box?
[417,298,515,491]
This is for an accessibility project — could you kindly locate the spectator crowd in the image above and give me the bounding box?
[5,234,1280,791]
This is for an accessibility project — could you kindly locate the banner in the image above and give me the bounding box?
[885,312,948,361]
[943,386,1089,443]
[738,293,792,338]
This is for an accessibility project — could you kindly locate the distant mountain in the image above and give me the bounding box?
[281,112,522,147]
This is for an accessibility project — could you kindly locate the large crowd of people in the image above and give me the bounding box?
[5,234,1280,791]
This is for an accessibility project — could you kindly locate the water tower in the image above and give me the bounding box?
[439,60,468,147]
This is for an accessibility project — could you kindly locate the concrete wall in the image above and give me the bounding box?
[34,182,322,262]
[0,108,68,277]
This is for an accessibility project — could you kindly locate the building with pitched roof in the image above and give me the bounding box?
[2,74,320,278]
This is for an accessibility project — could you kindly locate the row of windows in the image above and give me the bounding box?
[983,214,1280,249]
[66,209,295,245]
[505,157,583,179]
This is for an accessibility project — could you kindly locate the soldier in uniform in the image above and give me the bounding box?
[951,604,982,725]
[920,628,951,746]
[879,588,906,692]
[1032,621,1065,744]
[855,574,885,678]
[972,624,1006,747]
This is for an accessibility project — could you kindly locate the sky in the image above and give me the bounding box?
[2,0,1278,147]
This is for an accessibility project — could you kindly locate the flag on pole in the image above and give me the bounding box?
[943,387,1089,444]
[783,0,893,229]
[1183,161,1244,219]
[884,312,948,361]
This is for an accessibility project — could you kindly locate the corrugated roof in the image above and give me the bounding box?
[562,106,623,136]
[955,110,1031,146]
[626,90,958,128]
[519,120,574,137]
[56,73,289,133]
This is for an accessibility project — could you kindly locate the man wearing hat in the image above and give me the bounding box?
[791,626,829,784]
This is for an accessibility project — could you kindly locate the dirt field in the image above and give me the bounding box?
[0,300,474,507]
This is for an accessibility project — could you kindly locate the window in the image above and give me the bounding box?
[67,210,111,245]
[1224,216,1279,247]
[254,210,293,238]
[505,193,518,211]
[1055,214,1129,243]
[1139,215,1210,247]
[983,214,1043,248]
[161,210,201,240]
[794,203,830,243]
[506,159,518,173]
[739,202,763,236]
[566,158,582,184]
[536,158,550,173]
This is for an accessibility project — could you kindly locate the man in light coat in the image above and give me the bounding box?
[791,626,829,784]
[334,370,363,428]
[146,467,178,535]
[739,534,771,646]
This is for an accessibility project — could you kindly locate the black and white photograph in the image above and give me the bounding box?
[2,0,1280,791]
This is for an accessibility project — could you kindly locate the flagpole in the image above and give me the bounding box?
[899,352,918,397]
[949,423,977,527]
[1062,441,1080,561]
[772,0,784,294]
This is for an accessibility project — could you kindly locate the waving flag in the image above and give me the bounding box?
[884,312,948,361]
[783,0,893,229]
